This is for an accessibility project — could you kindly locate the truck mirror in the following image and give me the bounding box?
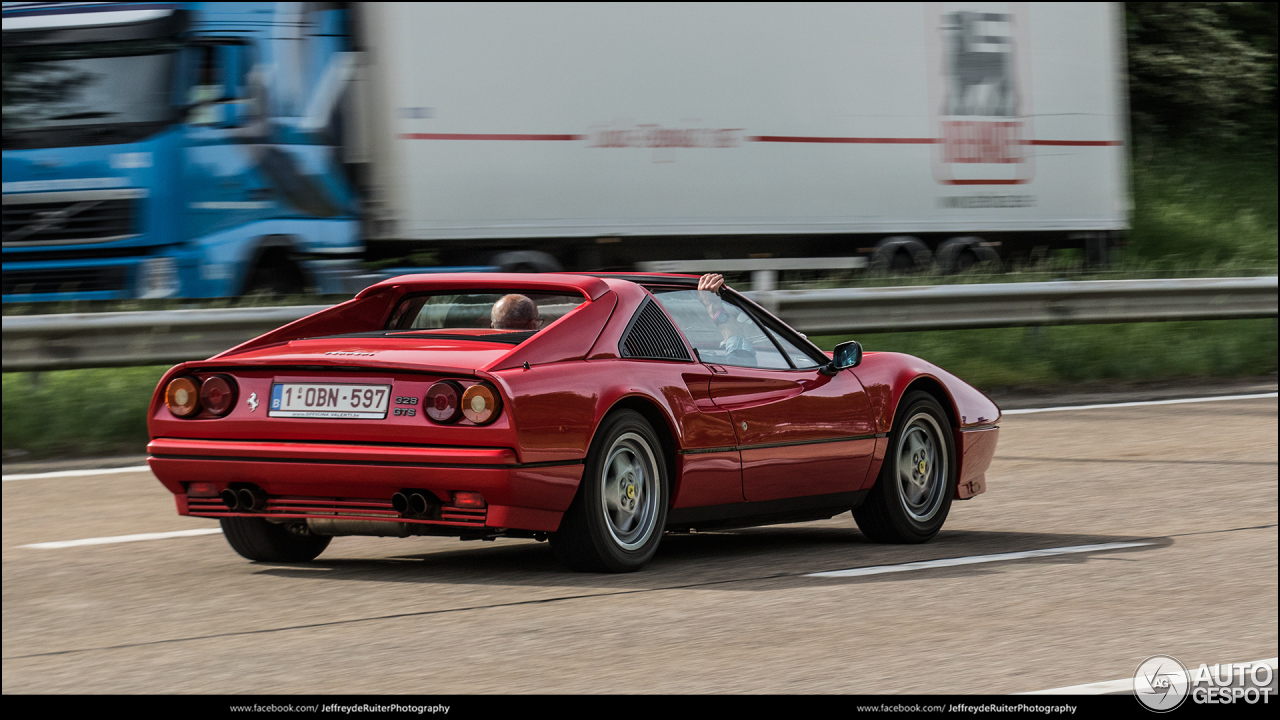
[220,100,252,128]
[186,101,226,127]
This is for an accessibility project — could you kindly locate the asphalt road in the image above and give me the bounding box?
[3,397,1276,694]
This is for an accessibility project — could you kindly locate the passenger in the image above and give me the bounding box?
[697,273,756,365]
[491,293,542,330]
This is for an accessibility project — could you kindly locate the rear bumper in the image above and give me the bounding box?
[147,438,583,533]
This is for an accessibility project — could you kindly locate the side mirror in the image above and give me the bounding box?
[187,100,253,129]
[219,99,253,128]
[821,340,862,375]
[186,100,226,127]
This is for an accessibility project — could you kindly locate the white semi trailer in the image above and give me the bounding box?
[344,2,1129,275]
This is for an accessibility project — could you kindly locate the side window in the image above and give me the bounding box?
[184,44,253,126]
[185,45,224,124]
[650,289,789,370]
[762,325,822,369]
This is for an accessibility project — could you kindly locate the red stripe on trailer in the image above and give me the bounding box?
[1026,139,1123,146]
[943,179,1028,185]
[400,133,584,141]
[748,135,937,144]
[399,133,1121,146]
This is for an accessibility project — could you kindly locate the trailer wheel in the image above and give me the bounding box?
[937,236,1001,274]
[870,236,932,274]
[491,250,562,273]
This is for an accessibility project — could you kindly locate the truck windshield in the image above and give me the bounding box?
[3,40,178,137]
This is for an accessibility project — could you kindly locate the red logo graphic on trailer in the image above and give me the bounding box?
[926,2,1034,185]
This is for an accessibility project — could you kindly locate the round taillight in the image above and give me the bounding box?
[199,375,237,417]
[461,383,501,425]
[425,380,463,423]
[165,376,201,418]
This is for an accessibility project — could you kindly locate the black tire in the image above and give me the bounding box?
[869,236,933,274]
[550,410,669,572]
[243,252,306,296]
[220,517,331,562]
[937,236,1001,275]
[853,391,956,543]
[491,250,562,273]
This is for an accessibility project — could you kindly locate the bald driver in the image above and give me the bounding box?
[491,293,542,331]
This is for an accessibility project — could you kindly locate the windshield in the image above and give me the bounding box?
[3,40,178,133]
[386,291,587,334]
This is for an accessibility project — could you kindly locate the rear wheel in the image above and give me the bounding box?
[551,410,668,572]
[243,249,306,296]
[220,517,331,562]
[853,391,956,543]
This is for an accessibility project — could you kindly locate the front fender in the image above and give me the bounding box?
[850,352,1001,433]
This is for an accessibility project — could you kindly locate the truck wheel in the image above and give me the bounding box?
[870,236,932,273]
[491,250,562,273]
[550,410,668,572]
[220,517,331,562]
[853,391,955,543]
[937,236,1001,274]
[244,256,306,295]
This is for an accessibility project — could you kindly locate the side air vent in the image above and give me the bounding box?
[621,298,692,361]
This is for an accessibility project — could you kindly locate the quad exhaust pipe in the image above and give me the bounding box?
[394,489,441,519]
[391,492,409,514]
[221,485,268,511]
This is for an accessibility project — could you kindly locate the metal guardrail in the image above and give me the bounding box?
[2,277,1275,372]
[745,276,1279,335]
[3,305,330,372]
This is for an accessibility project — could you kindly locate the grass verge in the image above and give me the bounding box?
[813,319,1278,390]
[3,365,168,462]
[3,318,1276,462]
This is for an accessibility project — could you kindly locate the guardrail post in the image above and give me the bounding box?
[751,270,777,292]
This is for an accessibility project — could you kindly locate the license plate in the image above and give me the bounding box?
[269,383,391,419]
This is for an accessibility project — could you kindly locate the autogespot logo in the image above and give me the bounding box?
[1135,655,1190,712]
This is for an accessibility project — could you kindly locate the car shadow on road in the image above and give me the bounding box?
[253,522,1171,592]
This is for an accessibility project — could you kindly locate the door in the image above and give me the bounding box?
[709,365,877,502]
[649,286,878,502]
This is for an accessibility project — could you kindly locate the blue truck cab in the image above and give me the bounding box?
[3,2,363,301]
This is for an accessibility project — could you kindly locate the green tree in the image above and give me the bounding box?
[1126,2,1277,144]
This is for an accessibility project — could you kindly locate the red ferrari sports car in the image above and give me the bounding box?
[148,273,999,572]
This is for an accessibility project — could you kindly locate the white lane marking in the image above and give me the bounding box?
[1022,657,1279,695]
[20,528,222,549]
[806,541,1152,578]
[2,465,151,482]
[1004,392,1277,415]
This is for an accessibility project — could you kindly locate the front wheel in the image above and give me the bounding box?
[550,410,668,572]
[220,517,331,562]
[853,391,956,543]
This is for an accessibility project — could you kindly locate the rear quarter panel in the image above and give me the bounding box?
[490,279,742,508]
